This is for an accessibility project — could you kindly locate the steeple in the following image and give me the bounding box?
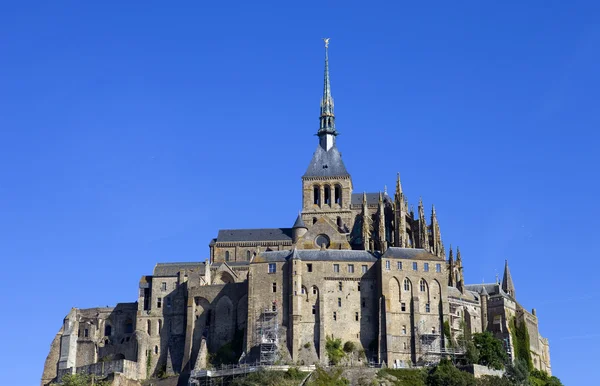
[361,192,372,251]
[393,172,408,248]
[502,260,516,298]
[318,38,338,151]
[418,197,428,251]
[377,192,387,252]
[430,205,444,257]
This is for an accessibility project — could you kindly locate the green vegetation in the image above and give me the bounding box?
[510,317,533,370]
[325,336,345,365]
[426,359,477,386]
[472,332,508,370]
[443,320,453,348]
[51,373,110,386]
[343,341,356,353]
[381,368,427,386]
[304,342,312,349]
[146,349,152,379]
[308,366,349,386]
[529,369,564,386]
[230,369,306,386]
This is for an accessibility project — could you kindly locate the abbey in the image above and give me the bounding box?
[41,43,551,385]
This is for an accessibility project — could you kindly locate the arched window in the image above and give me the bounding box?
[313,217,318,225]
[104,324,112,337]
[403,278,410,291]
[147,320,151,336]
[335,185,342,205]
[154,345,159,354]
[225,251,230,261]
[313,186,320,205]
[324,185,331,206]
[337,216,343,229]
[420,279,426,292]
[246,250,251,260]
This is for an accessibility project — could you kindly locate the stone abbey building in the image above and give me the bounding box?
[41,43,551,385]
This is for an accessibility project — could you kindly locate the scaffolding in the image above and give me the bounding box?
[256,306,279,366]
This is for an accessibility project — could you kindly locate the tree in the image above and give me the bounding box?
[426,359,476,386]
[325,336,345,365]
[472,332,508,370]
[505,358,529,385]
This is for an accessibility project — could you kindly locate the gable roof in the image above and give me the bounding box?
[153,262,206,277]
[303,145,350,178]
[382,247,445,261]
[216,228,293,243]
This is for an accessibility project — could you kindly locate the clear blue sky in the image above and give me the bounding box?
[1,1,598,385]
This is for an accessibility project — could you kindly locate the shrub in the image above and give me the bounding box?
[304,342,311,349]
[308,366,349,386]
[343,341,356,353]
[426,359,476,386]
[325,336,345,365]
[472,332,507,370]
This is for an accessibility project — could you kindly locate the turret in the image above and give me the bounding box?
[393,173,408,247]
[418,198,428,251]
[430,205,444,257]
[377,192,387,252]
[501,260,516,299]
[480,285,489,331]
[292,213,308,244]
[456,247,465,294]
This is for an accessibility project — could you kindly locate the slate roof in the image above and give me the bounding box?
[303,145,350,178]
[255,249,378,263]
[351,193,392,206]
[292,214,307,229]
[216,228,293,243]
[464,283,511,299]
[382,248,445,261]
[153,262,206,277]
[447,286,480,302]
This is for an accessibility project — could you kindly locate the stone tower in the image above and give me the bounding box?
[301,40,353,235]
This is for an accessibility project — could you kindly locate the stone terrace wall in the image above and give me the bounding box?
[57,359,139,382]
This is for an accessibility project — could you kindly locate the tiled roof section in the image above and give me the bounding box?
[351,193,392,206]
[464,283,511,299]
[447,286,480,302]
[153,262,206,277]
[382,248,445,261]
[216,228,293,243]
[254,249,378,263]
[303,145,350,178]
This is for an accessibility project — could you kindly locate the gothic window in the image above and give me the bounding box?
[337,216,343,229]
[84,328,89,337]
[225,251,230,261]
[420,279,426,292]
[154,345,159,354]
[335,185,342,205]
[313,186,320,205]
[324,185,331,206]
[402,325,407,334]
[403,278,410,291]
[313,217,318,224]
[246,250,251,260]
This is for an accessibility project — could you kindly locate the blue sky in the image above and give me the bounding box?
[1,1,598,385]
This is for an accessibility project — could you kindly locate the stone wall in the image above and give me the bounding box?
[57,359,139,382]
[461,364,505,378]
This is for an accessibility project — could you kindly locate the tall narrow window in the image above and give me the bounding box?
[424,263,429,272]
[436,263,441,273]
[348,264,354,273]
[324,185,331,206]
[335,185,342,205]
[161,282,167,291]
[338,282,343,291]
[362,265,368,274]
[272,282,277,293]
[157,297,162,308]
[425,303,431,313]
[333,312,337,321]
[158,320,162,333]
[225,251,230,261]
[104,325,112,337]
[337,216,343,229]
[307,263,313,272]
[166,297,171,308]
[361,298,366,308]
[268,263,276,273]
[397,262,403,270]
[401,302,406,312]
[420,279,426,292]
[333,264,340,273]
[403,278,410,291]
[84,328,89,338]
[312,286,317,295]
[313,186,320,205]
[412,262,418,271]
[147,320,151,336]
[247,250,251,260]
[355,312,359,321]
[402,325,407,334]
[312,305,316,315]
[338,298,342,307]
[358,283,361,291]
[385,260,391,270]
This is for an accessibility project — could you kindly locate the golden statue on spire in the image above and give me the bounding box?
[323,37,330,48]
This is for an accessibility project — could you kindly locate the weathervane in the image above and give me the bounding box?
[323,37,330,48]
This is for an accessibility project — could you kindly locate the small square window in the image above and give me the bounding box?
[333,264,340,273]
[161,282,167,291]
[436,263,441,273]
[401,302,406,312]
[385,260,391,270]
[338,298,342,307]
[157,297,162,308]
[424,263,429,272]
[362,265,368,274]
[397,262,402,270]
[268,263,276,273]
[412,262,418,271]
[272,282,277,293]
[307,263,313,272]
[333,312,337,321]
[348,264,354,273]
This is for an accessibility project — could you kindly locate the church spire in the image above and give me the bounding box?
[318,38,338,151]
[502,260,516,298]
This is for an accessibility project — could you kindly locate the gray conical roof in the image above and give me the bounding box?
[292,214,307,229]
